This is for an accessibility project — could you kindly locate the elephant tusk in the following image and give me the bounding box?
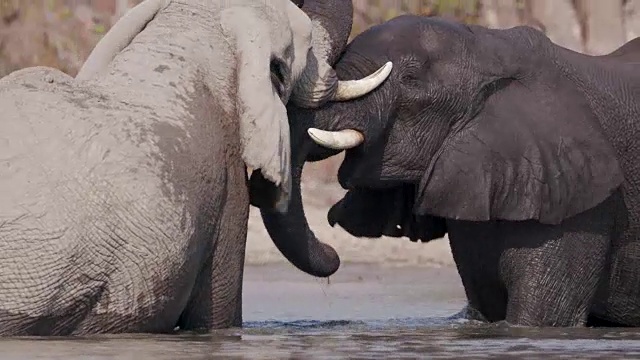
[307,128,364,150]
[333,61,393,101]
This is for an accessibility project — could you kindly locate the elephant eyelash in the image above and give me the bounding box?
[270,58,288,99]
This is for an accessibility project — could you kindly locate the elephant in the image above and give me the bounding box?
[252,14,640,327]
[0,0,390,335]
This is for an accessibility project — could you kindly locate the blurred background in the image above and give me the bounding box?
[1,0,636,267]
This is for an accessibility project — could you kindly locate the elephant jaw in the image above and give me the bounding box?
[327,186,448,243]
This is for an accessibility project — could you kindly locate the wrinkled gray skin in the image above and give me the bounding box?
[0,0,382,335]
[256,15,640,327]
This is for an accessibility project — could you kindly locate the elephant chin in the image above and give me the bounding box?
[327,186,448,243]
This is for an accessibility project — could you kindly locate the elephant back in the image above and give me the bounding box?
[0,66,73,88]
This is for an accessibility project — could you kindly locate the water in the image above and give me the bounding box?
[2,264,640,359]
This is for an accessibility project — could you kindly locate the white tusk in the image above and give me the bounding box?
[307,128,364,150]
[333,61,393,101]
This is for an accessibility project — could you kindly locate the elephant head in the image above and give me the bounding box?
[286,0,392,108]
[255,15,625,277]
[247,0,395,277]
[75,0,391,214]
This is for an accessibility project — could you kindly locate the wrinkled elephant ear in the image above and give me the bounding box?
[415,78,624,225]
[221,8,292,211]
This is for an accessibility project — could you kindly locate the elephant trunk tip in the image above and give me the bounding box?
[305,242,340,277]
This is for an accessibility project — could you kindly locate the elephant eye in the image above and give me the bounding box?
[270,58,288,99]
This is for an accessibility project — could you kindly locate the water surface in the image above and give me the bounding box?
[2,264,639,359]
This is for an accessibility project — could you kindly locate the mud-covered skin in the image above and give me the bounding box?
[258,16,640,327]
[0,0,322,335]
[0,45,243,335]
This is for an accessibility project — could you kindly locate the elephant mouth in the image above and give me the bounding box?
[327,185,448,243]
[248,169,283,210]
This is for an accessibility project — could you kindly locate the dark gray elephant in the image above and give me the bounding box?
[254,14,640,327]
[0,0,390,336]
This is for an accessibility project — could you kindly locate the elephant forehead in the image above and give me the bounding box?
[263,1,301,57]
[347,15,473,60]
[283,0,312,77]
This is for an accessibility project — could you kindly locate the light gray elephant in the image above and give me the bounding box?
[0,0,390,335]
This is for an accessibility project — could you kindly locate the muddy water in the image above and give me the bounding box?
[2,264,640,359]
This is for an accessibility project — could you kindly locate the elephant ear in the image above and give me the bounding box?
[221,8,292,211]
[415,78,624,225]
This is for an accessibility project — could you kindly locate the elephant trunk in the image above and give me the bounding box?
[301,0,354,66]
[249,0,359,277]
[253,133,341,277]
[290,0,354,108]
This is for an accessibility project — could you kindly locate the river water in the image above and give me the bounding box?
[2,264,640,359]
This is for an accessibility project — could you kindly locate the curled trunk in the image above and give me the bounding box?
[289,0,355,108]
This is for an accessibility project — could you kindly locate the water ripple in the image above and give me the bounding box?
[0,318,640,359]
